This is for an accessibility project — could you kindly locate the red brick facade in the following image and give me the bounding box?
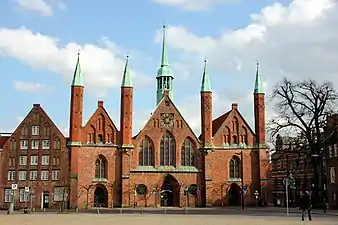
[0,76,270,210]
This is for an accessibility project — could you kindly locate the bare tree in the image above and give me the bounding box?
[269,78,338,202]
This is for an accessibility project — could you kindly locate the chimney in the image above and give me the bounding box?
[98,101,104,107]
[33,104,40,108]
[232,103,238,110]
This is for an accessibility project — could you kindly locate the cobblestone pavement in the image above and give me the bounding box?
[0,213,337,225]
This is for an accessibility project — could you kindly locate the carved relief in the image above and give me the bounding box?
[160,113,174,128]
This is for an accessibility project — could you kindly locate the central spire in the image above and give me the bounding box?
[161,25,169,67]
[254,61,264,94]
[72,50,84,87]
[156,24,174,105]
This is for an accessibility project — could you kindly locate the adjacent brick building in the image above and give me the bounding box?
[0,26,269,209]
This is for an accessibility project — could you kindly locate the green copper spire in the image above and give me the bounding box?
[121,55,133,88]
[254,61,264,94]
[201,59,212,92]
[72,51,84,87]
[156,25,174,105]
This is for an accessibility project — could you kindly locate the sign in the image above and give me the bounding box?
[11,184,18,190]
[25,187,30,192]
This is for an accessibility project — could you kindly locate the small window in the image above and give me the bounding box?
[31,140,39,149]
[41,170,49,180]
[7,171,15,181]
[98,134,103,143]
[29,170,38,180]
[52,170,60,180]
[19,156,27,165]
[18,171,26,181]
[42,155,49,165]
[42,140,50,149]
[30,155,38,165]
[19,188,30,202]
[32,126,40,136]
[4,189,13,203]
[20,140,28,150]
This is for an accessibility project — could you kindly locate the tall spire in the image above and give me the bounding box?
[201,59,212,92]
[72,50,84,87]
[121,55,133,87]
[254,61,264,94]
[161,25,169,67]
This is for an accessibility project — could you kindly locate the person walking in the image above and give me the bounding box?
[299,191,312,221]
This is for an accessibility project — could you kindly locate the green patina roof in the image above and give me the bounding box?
[157,25,173,78]
[72,52,84,87]
[254,61,264,94]
[121,55,133,88]
[201,59,212,92]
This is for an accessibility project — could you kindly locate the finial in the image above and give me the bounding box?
[256,60,260,70]
[204,57,207,63]
[77,48,81,56]
[126,53,129,59]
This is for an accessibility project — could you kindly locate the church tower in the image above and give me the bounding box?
[156,25,174,104]
[119,56,134,207]
[253,61,266,147]
[68,51,84,208]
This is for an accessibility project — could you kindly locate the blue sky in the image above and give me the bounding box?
[0,0,337,137]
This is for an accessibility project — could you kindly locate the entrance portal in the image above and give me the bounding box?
[160,174,179,207]
[94,185,108,207]
[228,183,241,206]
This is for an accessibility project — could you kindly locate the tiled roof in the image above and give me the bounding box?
[212,111,231,136]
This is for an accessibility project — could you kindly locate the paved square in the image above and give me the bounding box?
[0,213,336,225]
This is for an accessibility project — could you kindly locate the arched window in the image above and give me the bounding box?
[160,131,176,166]
[230,156,240,178]
[98,134,103,143]
[53,138,61,149]
[181,138,195,166]
[138,137,154,166]
[95,155,107,179]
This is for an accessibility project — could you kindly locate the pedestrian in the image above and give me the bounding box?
[299,191,312,221]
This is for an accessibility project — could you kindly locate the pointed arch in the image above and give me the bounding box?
[181,137,196,166]
[88,125,95,143]
[229,156,240,179]
[43,123,50,136]
[97,114,105,130]
[160,131,176,166]
[95,155,107,179]
[224,126,231,143]
[138,136,154,166]
[53,137,61,149]
[234,117,239,133]
[242,126,248,144]
[21,124,28,136]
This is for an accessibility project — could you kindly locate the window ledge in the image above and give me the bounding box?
[92,178,108,183]
[227,178,242,182]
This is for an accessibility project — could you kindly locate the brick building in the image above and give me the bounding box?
[0,26,269,210]
[270,135,314,207]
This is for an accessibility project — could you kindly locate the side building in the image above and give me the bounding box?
[0,105,69,209]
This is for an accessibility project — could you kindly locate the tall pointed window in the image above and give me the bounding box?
[230,156,240,178]
[138,136,154,166]
[160,131,176,166]
[181,138,195,166]
[95,155,107,179]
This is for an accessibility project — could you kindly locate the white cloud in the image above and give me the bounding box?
[0,27,151,97]
[14,0,67,16]
[13,80,51,94]
[151,0,338,139]
[152,0,238,11]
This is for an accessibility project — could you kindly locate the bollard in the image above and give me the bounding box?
[140,208,143,214]
[97,208,100,214]
[164,208,167,214]
[185,207,187,214]
[76,208,79,214]
[120,208,123,214]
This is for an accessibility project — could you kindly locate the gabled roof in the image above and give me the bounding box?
[212,111,231,136]
[82,101,118,131]
[0,136,10,148]
[133,94,200,143]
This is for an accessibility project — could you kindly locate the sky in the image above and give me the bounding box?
[0,0,337,139]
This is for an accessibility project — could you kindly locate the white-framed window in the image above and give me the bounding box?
[19,155,27,165]
[42,155,49,165]
[52,170,60,180]
[20,140,28,150]
[42,140,50,150]
[330,167,336,184]
[31,140,39,149]
[29,170,38,180]
[41,170,49,180]
[7,171,15,181]
[19,188,30,202]
[53,187,68,202]
[32,126,40,136]
[4,189,13,203]
[18,171,27,181]
[30,155,38,165]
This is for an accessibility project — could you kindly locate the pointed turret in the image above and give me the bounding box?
[72,51,84,87]
[254,61,263,94]
[200,59,212,93]
[156,25,174,105]
[121,55,132,87]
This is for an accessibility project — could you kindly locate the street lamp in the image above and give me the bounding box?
[235,151,244,210]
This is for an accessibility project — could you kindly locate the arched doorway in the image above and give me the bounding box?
[228,183,241,206]
[160,174,179,207]
[94,185,108,207]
